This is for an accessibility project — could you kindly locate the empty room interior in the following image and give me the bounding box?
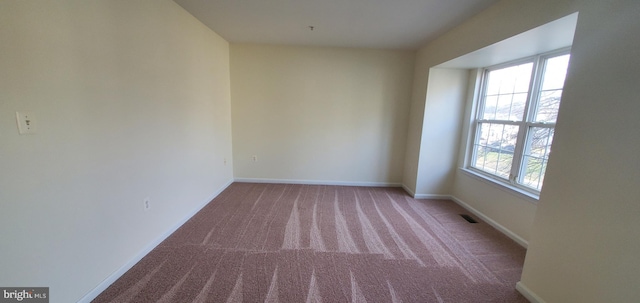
[1,0,639,302]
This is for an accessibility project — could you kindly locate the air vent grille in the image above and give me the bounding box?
[460,214,478,223]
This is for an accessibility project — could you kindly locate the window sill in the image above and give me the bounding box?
[459,168,540,204]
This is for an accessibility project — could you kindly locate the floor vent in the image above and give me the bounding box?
[460,214,478,223]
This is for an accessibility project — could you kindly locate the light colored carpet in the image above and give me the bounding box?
[94,183,527,302]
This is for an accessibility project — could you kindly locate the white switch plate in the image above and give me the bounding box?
[16,112,36,134]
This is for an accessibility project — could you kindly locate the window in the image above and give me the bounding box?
[469,50,570,194]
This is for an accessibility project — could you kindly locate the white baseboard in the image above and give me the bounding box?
[516,281,546,303]
[414,194,452,200]
[78,179,234,303]
[400,185,451,200]
[401,184,416,197]
[450,195,529,249]
[234,177,402,188]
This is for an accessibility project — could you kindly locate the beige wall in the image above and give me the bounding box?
[410,0,640,301]
[230,44,414,185]
[0,1,233,302]
[415,68,468,195]
[520,1,640,302]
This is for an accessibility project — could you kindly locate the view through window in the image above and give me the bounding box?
[470,51,570,192]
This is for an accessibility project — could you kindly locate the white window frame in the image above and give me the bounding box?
[466,48,571,198]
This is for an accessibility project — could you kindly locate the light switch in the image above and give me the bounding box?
[16,112,36,134]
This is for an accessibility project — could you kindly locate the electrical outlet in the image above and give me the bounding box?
[143,197,151,211]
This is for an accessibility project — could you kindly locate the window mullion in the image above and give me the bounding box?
[510,56,541,183]
[516,55,545,185]
[510,123,526,183]
[527,55,546,122]
[469,69,491,169]
[476,119,521,125]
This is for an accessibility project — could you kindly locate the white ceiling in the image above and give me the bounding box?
[438,13,578,68]
[173,0,500,50]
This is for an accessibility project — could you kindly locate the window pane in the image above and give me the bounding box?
[535,90,562,123]
[541,55,570,90]
[520,127,555,190]
[472,123,519,179]
[482,63,533,121]
[482,95,498,120]
[495,93,527,121]
[495,94,513,120]
[510,93,527,120]
[534,54,570,123]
